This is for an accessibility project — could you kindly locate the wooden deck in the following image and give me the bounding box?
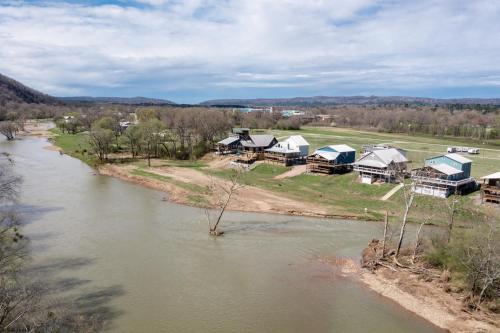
[234,151,263,164]
[264,152,305,166]
[483,185,500,204]
[306,157,352,174]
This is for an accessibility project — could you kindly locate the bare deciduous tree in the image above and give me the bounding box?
[205,171,245,236]
[0,121,18,140]
[444,193,461,244]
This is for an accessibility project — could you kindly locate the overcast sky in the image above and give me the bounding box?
[1,0,499,103]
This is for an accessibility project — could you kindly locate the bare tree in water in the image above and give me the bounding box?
[393,164,414,258]
[205,170,245,236]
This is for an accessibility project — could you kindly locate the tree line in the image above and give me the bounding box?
[309,105,499,140]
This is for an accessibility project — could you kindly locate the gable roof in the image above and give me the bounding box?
[430,163,463,176]
[218,136,240,145]
[354,148,408,168]
[445,153,472,164]
[373,148,408,164]
[266,145,299,154]
[481,172,500,180]
[241,134,276,148]
[312,151,340,161]
[288,135,309,146]
[324,144,355,153]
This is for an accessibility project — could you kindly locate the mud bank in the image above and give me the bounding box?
[360,268,499,333]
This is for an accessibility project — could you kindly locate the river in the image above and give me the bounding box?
[2,136,444,332]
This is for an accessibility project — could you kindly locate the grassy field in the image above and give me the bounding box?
[49,128,97,165]
[265,126,500,178]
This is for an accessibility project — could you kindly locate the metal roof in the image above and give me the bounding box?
[288,135,309,147]
[430,163,463,176]
[445,153,472,164]
[354,148,407,168]
[266,145,299,154]
[241,134,276,148]
[481,172,500,180]
[373,148,408,164]
[218,136,240,145]
[327,144,355,153]
[354,159,386,168]
[312,151,340,161]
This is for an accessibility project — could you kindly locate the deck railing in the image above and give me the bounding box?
[411,175,475,187]
[353,165,394,176]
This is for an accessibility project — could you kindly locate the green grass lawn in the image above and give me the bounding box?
[261,126,500,177]
[49,128,96,165]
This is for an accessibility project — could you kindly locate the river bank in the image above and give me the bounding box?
[359,267,499,333]
[97,162,360,219]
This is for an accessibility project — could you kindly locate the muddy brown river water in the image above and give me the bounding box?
[2,136,445,332]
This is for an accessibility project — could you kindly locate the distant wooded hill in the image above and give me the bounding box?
[0,73,60,104]
[2,72,500,107]
[200,96,500,107]
[58,96,176,105]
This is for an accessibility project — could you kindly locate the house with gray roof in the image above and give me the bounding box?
[234,134,278,164]
[353,148,409,184]
[240,135,277,152]
[216,128,251,154]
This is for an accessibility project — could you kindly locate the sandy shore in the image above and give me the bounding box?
[97,163,359,219]
[359,267,499,333]
[18,121,54,138]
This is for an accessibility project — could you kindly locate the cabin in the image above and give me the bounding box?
[411,153,477,198]
[353,148,408,184]
[216,128,250,154]
[481,172,500,204]
[264,135,309,166]
[307,144,356,174]
[236,134,278,164]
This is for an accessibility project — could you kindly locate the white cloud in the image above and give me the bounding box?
[0,0,499,101]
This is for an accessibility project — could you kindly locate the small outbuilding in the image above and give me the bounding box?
[264,135,309,166]
[307,144,356,174]
[353,148,409,184]
[481,172,500,204]
[411,153,477,198]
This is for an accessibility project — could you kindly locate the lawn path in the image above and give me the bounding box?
[381,183,404,201]
[274,165,307,179]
